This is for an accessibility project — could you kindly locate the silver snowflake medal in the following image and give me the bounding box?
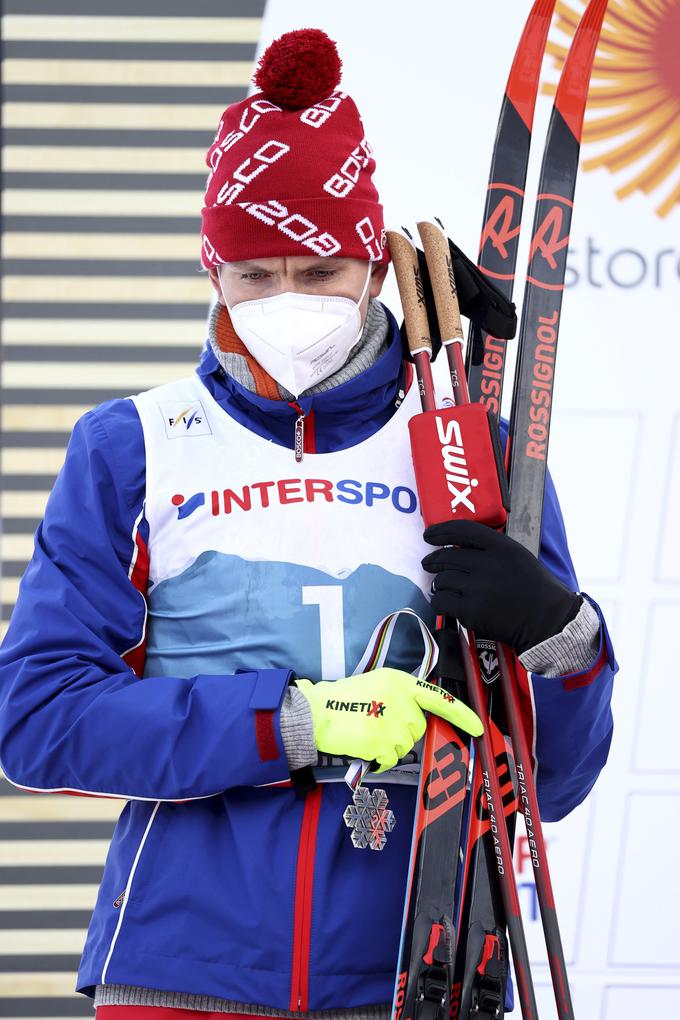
[343,760,396,851]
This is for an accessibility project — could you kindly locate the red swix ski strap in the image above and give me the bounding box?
[408,402,510,529]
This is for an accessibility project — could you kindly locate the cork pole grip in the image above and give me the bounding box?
[386,229,432,358]
[416,220,464,344]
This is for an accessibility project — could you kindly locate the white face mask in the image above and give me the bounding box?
[219,263,373,399]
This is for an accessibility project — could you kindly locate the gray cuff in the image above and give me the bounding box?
[519,597,600,679]
[280,685,318,771]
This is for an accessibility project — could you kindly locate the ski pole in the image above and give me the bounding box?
[386,228,473,1020]
[417,217,575,1020]
[387,227,539,1020]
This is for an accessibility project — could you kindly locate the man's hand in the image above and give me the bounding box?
[295,667,483,773]
[422,520,583,655]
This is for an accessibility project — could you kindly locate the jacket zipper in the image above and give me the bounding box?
[289,401,316,462]
[294,413,305,463]
[113,890,125,908]
[290,400,306,463]
[289,785,322,1011]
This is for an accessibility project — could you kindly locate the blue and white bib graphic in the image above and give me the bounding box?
[144,550,435,682]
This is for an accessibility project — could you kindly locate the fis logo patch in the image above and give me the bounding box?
[160,401,212,439]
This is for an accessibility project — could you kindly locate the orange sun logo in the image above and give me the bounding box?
[543,0,680,218]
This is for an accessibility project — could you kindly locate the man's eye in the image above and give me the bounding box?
[308,270,336,280]
[240,272,267,280]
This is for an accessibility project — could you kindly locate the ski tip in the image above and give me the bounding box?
[505,0,557,132]
[554,0,608,143]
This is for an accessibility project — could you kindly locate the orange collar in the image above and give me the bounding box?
[214,301,282,401]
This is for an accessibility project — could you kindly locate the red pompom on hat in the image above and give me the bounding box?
[200,28,388,270]
[253,28,342,110]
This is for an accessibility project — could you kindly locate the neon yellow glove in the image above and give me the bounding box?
[295,667,483,774]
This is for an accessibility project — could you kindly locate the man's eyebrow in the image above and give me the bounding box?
[226,257,350,271]
[294,258,350,269]
[226,261,273,271]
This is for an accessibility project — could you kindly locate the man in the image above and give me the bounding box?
[0,28,616,1019]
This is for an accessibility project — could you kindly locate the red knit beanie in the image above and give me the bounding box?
[200,28,389,270]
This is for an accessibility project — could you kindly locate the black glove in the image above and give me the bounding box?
[422,520,583,655]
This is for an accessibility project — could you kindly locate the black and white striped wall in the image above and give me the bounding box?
[1,3,264,1014]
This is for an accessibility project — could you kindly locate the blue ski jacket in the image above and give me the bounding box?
[0,304,617,1011]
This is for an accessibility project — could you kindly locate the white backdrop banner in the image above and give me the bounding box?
[258,2,680,1017]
